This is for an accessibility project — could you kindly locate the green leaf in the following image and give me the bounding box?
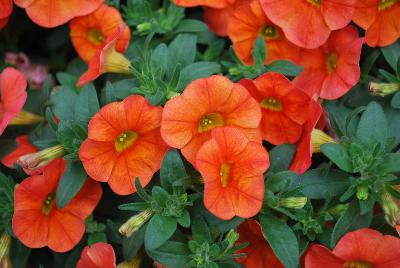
[111,79,140,99]
[123,221,146,260]
[167,34,197,78]
[361,50,381,81]
[147,241,190,268]
[119,202,151,211]
[56,72,78,90]
[56,160,87,208]
[268,144,296,173]
[160,149,189,191]
[88,232,107,245]
[174,19,208,33]
[391,92,400,109]
[253,37,267,66]
[321,144,354,173]
[266,171,297,193]
[101,81,118,105]
[192,215,212,243]
[151,43,169,77]
[75,84,100,125]
[265,60,303,76]
[381,41,400,72]
[57,120,87,159]
[145,214,177,250]
[356,101,388,145]
[177,210,190,228]
[51,86,78,120]
[377,153,400,173]
[260,214,299,268]
[177,62,221,91]
[294,167,350,199]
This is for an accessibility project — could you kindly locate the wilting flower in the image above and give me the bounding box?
[13,0,103,28]
[228,0,300,65]
[305,228,400,267]
[70,3,131,63]
[353,0,400,47]
[119,208,154,237]
[260,0,356,48]
[17,144,65,173]
[12,159,102,252]
[77,242,116,268]
[196,127,269,220]
[293,26,364,100]
[0,0,12,30]
[239,72,312,145]
[77,24,131,87]
[161,75,262,166]
[79,95,169,195]
[235,220,284,268]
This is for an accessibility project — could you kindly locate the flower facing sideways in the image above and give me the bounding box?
[239,72,312,145]
[70,3,131,63]
[305,228,400,267]
[196,127,269,220]
[12,159,102,252]
[77,242,116,268]
[79,95,169,195]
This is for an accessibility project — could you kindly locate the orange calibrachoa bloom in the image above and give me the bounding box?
[235,220,284,268]
[305,228,400,267]
[79,95,169,195]
[69,3,131,63]
[13,0,103,28]
[77,242,116,268]
[161,75,262,166]
[293,26,364,100]
[196,127,269,220]
[353,0,400,47]
[260,0,356,48]
[77,24,131,87]
[239,72,312,145]
[228,0,300,65]
[0,0,12,30]
[172,0,234,8]
[12,159,102,252]
[0,67,27,135]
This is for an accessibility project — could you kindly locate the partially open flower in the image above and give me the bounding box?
[17,145,65,172]
[311,129,337,153]
[77,242,116,268]
[119,208,153,237]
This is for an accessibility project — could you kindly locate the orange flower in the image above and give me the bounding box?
[0,67,27,135]
[0,0,12,30]
[305,228,400,267]
[13,0,103,28]
[77,24,131,87]
[77,242,116,268]
[173,0,235,8]
[79,95,169,195]
[12,159,102,252]
[353,0,400,47]
[196,127,269,220]
[228,0,300,65]
[260,0,356,48]
[161,75,262,166]
[239,73,312,145]
[293,26,364,100]
[289,101,323,175]
[235,220,284,268]
[70,3,131,63]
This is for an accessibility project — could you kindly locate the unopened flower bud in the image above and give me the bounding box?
[369,82,400,97]
[166,91,180,100]
[382,190,400,228]
[136,22,152,33]
[117,252,142,268]
[278,196,308,209]
[0,233,12,268]
[10,110,42,125]
[228,67,241,77]
[328,204,349,218]
[311,129,337,153]
[17,145,65,171]
[225,229,240,248]
[356,184,369,201]
[119,208,153,237]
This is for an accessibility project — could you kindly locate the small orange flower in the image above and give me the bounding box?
[0,67,27,135]
[173,0,235,8]
[77,242,116,268]
[293,26,364,100]
[70,3,131,63]
[353,0,400,47]
[79,95,169,195]
[0,0,12,30]
[77,24,131,87]
[228,0,300,65]
[12,159,102,252]
[236,220,284,268]
[240,73,312,145]
[13,0,103,28]
[161,75,262,166]
[196,127,269,220]
[260,0,356,48]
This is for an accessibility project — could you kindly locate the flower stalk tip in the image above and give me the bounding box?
[119,208,154,237]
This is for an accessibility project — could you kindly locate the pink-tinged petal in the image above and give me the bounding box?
[1,135,37,172]
[77,243,116,268]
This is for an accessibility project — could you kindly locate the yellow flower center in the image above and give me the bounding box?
[326,52,338,74]
[343,261,373,268]
[260,98,282,111]
[198,113,225,133]
[87,28,105,45]
[379,0,398,11]
[42,192,56,215]
[307,0,322,7]
[115,131,139,153]
[220,163,231,188]
[259,25,280,41]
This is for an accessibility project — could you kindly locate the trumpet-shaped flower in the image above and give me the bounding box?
[0,0,12,29]
[239,72,312,145]
[12,159,102,252]
[161,75,262,166]
[228,0,300,65]
[77,242,116,268]
[293,26,364,100]
[70,3,131,63]
[260,0,356,48]
[196,127,269,220]
[79,95,169,195]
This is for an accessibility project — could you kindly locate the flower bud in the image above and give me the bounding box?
[311,129,337,153]
[136,22,152,33]
[356,184,369,201]
[382,190,400,229]
[0,233,12,268]
[119,208,154,237]
[228,67,241,77]
[369,82,400,97]
[278,196,308,209]
[17,145,65,171]
[117,252,142,268]
[9,110,42,125]
[225,229,240,248]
